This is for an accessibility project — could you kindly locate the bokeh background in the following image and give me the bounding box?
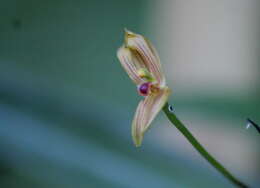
[0,0,259,187]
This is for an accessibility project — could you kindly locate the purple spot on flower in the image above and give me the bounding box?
[138,82,150,96]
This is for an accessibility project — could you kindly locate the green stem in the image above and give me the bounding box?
[163,103,248,188]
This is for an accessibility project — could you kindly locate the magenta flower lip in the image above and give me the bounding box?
[138,82,150,96]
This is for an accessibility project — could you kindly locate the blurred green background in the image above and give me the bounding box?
[0,0,259,187]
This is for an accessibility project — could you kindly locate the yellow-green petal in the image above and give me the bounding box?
[117,46,144,85]
[124,30,166,86]
[132,87,171,147]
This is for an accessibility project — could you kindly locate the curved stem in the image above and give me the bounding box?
[247,118,260,134]
[163,103,248,188]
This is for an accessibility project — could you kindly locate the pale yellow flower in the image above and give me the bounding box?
[117,29,171,146]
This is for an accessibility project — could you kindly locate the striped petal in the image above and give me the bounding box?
[117,46,144,85]
[125,29,166,86]
[132,87,171,146]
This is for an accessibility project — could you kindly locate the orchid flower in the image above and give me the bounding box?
[117,29,171,146]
